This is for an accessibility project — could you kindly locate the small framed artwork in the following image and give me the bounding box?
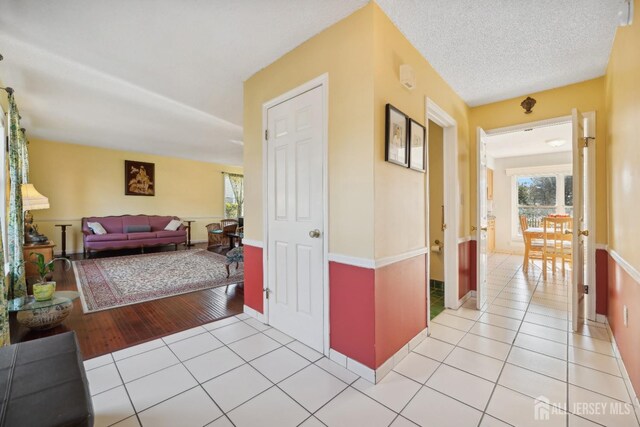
[385,104,409,167]
[408,118,426,172]
[125,160,155,196]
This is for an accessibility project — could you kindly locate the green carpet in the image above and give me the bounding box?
[430,280,445,320]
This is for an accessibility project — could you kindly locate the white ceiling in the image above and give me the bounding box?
[0,0,367,165]
[375,0,621,106]
[0,1,621,164]
[486,122,573,159]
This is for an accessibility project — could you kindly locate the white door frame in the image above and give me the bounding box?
[261,74,330,354]
[481,112,597,321]
[426,98,460,312]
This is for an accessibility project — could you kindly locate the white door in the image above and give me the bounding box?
[571,108,586,331]
[476,128,489,311]
[266,86,324,352]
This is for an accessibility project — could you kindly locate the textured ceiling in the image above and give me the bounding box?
[486,122,572,159]
[0,1,621,164]
[375,0,621,106]
[0,0,367,165]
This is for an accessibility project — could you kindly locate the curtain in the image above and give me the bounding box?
[226,173,244,217]
[7,93,26,299]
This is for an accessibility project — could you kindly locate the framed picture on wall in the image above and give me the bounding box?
[125,160,155,196]
[408,118,426,172]
[385,104,409,167]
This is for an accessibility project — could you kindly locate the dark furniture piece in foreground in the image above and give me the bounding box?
[0,332,94,426]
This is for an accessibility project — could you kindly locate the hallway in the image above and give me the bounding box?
[85,254,639,427]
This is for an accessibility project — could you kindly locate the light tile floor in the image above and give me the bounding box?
[86,253,640,427]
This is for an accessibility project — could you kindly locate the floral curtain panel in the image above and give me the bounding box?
[7,93,26,300]
[226,173,244,217]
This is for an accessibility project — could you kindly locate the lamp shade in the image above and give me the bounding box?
[21,183,50,211]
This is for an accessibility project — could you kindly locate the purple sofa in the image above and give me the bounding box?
[81,214,187,257]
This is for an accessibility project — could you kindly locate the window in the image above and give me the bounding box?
[509,166,573,237]
[223,173,244,218]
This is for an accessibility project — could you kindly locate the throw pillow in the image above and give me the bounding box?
[164,219,182,231]
[87,222,107,235]
[123,224,151,233]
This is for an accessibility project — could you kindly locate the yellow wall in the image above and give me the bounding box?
[605,0,640,268]
[428,121,444,281]
[372,3,470,259]
[469,78,608,244]
[244,3,375,258]
[29,139,242,254]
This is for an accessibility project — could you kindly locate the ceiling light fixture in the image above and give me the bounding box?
[546,139,566,148]
[520,96,536,114]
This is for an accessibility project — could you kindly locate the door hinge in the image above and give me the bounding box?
[584,285,589,294]
[583,136,594,148]
[264,288,271,299]
[265,129,269,140]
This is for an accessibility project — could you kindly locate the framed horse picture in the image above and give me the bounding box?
[125,160,155,196]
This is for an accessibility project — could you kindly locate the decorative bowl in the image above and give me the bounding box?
[33,282,56,301]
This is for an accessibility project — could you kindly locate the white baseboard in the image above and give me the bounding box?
[243,304,266,323]
[457,290,475,308]
[605,320,640,422]
[331,327,428,384]
[242,239,263,248]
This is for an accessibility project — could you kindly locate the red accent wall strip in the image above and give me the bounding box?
[470,240,477,292]
[329,262,376,368]
[596,249,608,315]
[607,253,640,398]
[458,240,475,299]
[243,245,264,313]
[374,255,427,367]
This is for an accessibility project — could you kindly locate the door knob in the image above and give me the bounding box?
[471,226,477,231]
[309,229,321,238]
[579,229,589,237]
[480,227,488,232]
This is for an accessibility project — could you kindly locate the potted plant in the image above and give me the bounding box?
[28,253,71,301]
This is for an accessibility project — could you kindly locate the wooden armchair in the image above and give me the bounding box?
[206,223,223,247]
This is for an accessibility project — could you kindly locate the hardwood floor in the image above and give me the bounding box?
[9,242,244,360]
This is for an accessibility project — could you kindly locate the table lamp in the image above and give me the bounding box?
[22,183,50,244]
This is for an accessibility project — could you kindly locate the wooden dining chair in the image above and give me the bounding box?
[543,216,572,278]
[520,215,554,278]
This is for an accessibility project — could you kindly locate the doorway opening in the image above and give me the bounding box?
[476,111,596,327]
[425,98,460,323]
[428,120,445,319]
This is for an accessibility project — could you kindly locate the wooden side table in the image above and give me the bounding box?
[183,220,195,248]
[55,224,72,258]
[23,241,55,279]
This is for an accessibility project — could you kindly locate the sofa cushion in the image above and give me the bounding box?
[164,219,182,231]
[85,233,128,242]
[123,224,151,233]
[121,215,151,230]
[84,216,123,234]
[156,230,186,239]
[86,222,107,235]
[148,216,176,231]
[127,232,157,240]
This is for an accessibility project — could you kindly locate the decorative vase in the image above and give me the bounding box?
[33,281,56,301]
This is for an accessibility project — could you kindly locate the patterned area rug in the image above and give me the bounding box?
[73,249,243,313]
